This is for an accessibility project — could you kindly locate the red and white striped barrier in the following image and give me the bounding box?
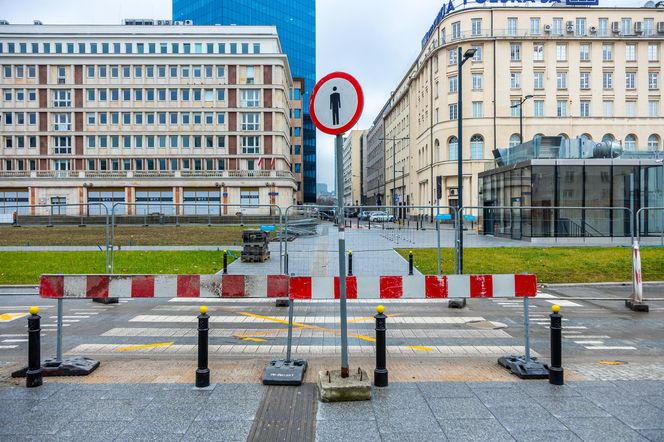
[39,274,536,299]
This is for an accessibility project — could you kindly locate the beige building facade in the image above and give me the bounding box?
[0,23,297,215]
[381,4,664,212]
[342,129,366,206]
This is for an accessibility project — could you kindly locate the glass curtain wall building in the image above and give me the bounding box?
[173,0,316,203]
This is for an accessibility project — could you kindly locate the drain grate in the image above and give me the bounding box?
[247,383,318,442]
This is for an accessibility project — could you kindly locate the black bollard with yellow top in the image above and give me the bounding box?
[196,305,210,388]
[549,304,564,385]
[348,250,353,276]
[374,305,388,387]
[26,306,43,388]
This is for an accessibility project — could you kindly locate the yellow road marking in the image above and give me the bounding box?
[241,337,267,342]
[235,328,291,338]
[598,360,627,365]
[408,345,433,352]
[347,313,402,324]
[116,342,174,351]
[0,313,28,322]
[234,311,431,352]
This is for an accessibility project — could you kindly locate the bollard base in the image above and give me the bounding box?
[448,299,467,309]
[93,297,119,305]
[275,299,290,307]
[498,355,549,379]
[374,368,388,388]
[317,369,371,402]
[548,366,564,385]
[195,368,210,388]
[12,356,100,378]
[262,359,307,386]
[25,369,43,388]
[625,300,649,312]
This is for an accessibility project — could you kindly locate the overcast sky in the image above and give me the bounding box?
[0,0,629,188]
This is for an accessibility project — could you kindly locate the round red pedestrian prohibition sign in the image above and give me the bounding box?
[309,72,364,135]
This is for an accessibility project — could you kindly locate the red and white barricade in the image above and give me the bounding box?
[39,274,536,299]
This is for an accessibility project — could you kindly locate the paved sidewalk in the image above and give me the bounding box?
[1,377,663,441]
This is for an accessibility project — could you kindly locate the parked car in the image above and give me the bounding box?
[369,211,392,222]
[319,209,336,221]
[358,211,373,221]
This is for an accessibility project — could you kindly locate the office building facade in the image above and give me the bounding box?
[0,23,296,215]
[342,129,366,206]
[173,0,317,203]
[365,101,388,206]
[378,4,664,212]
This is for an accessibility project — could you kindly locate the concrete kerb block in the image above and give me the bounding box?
[317,369,372,403]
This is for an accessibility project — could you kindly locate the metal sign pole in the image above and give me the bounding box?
[436,219,441,275]
[56,298,63,363]
[335,134,350,378]
[286,298,294,362]
[523,296,530,363]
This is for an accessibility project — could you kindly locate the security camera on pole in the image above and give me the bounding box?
[310,72,371,401]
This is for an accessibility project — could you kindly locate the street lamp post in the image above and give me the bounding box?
[511,95,534,144]
[380,136,409,219]
[456,47,477,276]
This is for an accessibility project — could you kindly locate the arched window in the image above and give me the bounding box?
[435,139,440,162]
[602,134,615,143]
[448,136,458,161]
[648,134,660,150]
[580,133,592,141]
[624,134,637,151]
[509,134,521,147]
[470,135,484,159]
[558,133,569,140]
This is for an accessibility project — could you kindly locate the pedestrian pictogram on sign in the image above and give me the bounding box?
[309,72,364,135]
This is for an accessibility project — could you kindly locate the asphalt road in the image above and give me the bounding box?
[1,284,663,377]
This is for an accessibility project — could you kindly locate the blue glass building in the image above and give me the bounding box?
[172,0,317,202]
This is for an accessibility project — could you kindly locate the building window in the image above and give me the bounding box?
[621,18,632,36]
[448,76,458,93]
[556,72,567,90]
[556,44,567,61]
[598,18,609,36]
[241,136,260,154]
[452,22,461,40]
[603,100,614,117]
[511,100,520,118]
[580,72,590,89]
[530,18,540,35]
[510,72,521,89]
[576,18,586,36]
[509,134,521,147]
[471,18,482,36]
[625,44,636,62]
[556,100,567,117]
[472,74,482,90]
[245,66,255,84]
[649,100,660,118]
[534,100,544,117]
[647,134,660,149]
[625,101,636,118]
[602,44,613,61]
[626,72,636,89]
[448,136,458,161]
[533,43,543,61]
[580,100,590,117]
[240,188,259,205]
[53,113,71,131]
[241,113,260,131]
[53,136,71,154]
[648,43,659,61]
[472,45,482,61]
[507,18,518,36]
[624,134,637,150]
[448,103,458,120]
[470,135,484,160]
[510,43,521,61]
[472,101,483,118]
[448,49,458,65]
[533,72,544,90]
[649,72,659,90]
[603,72,613,90]
[579,44,590,61]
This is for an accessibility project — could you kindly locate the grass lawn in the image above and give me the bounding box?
[396,247,664,284]
[0,250,238,285]
[0,225,263,246]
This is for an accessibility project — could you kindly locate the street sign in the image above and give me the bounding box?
[309,72,364,135]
